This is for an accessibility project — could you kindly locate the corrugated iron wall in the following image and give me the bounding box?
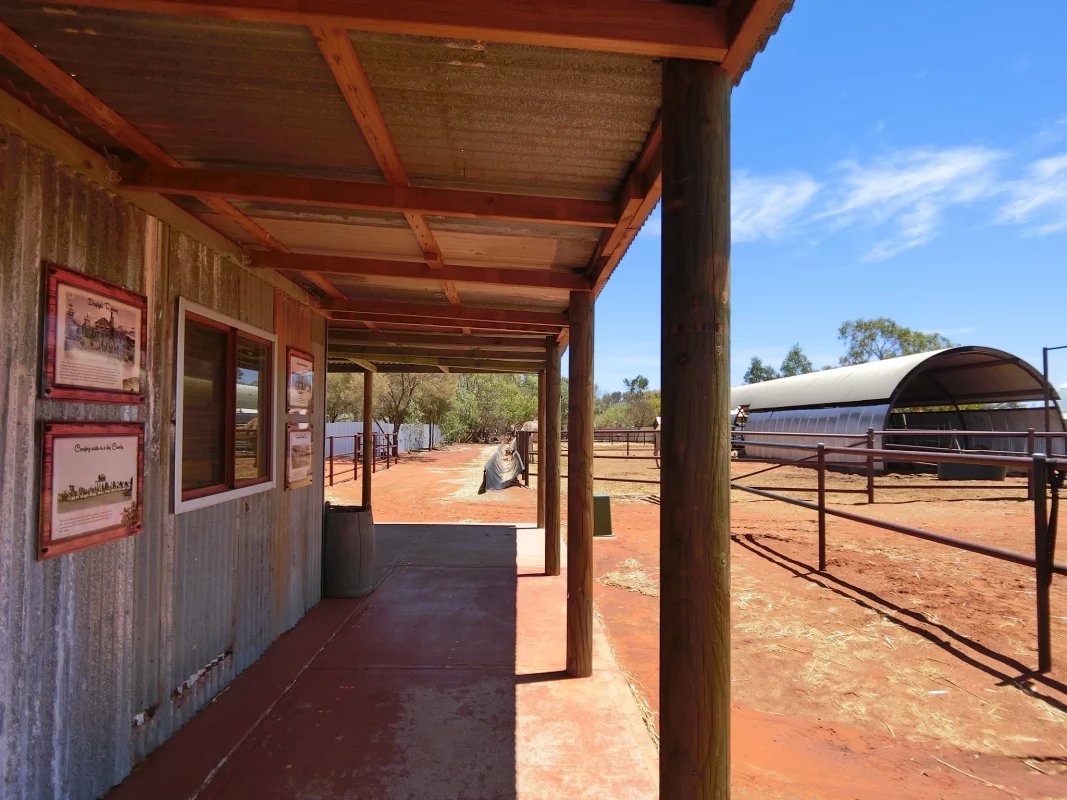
[0,133,325,799]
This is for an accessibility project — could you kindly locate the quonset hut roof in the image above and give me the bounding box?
[731,346,1059,412]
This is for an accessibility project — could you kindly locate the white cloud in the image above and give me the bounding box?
[999,152,1067,235]
[821,146,1005,260]
[733,171,821,242]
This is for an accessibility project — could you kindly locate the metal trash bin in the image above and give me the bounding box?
[323,503,376,597]
[593,494,614,538]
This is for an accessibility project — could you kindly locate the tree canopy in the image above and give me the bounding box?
[744,356,779,384]
[837,317,955,366]
[779,343,814,377]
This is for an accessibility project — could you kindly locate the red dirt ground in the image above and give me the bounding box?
[328,445,1067,799]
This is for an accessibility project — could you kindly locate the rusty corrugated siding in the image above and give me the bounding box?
[0,132,324,799]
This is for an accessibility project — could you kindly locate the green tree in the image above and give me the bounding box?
[744,356,779,384]
[374,373,424,429]
[837,317,955,366]
[779,343,814,377]
[442,373,539,442]
[325,372,363,422]
[623,375,650,396]
[414,374,458,449]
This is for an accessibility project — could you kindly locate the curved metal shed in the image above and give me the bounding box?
[731,346,1064,464]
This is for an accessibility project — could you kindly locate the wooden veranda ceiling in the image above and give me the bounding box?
[0,0,791,373]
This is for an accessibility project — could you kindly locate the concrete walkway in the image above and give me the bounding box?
[108,523,658,800]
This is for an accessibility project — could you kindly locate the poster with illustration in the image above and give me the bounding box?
[287,425,314,489]
[40,423,143,559]
[43,264,146,402]
[287,348,314,414]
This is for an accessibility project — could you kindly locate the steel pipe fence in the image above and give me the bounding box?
[324,432,400,486]
[734,442,1064,673]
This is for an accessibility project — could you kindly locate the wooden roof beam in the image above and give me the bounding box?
[331,345,548,361]
[248,251,589,292]
[329,331,546,349]
[0,20,344,297]
[312,25,461,304]
[336,355,548,371]
[330,315,564,335]
[119,165,618,228]
[325,299,566,327]
[45,0,731,61]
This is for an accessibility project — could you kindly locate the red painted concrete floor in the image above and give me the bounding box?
[108,523,657,800]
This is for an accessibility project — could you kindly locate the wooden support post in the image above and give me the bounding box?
[362,372,374,507]
[545,338,562,577]
[660,59,731,799]
[567,291,594,678]
[537,369,547,529]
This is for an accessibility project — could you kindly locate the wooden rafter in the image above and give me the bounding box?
[0,20,344,298]
[330,331,545,349]
[248,251,589,292]
[589,118,662,297]
[45,0,731,61]
[339,355,546,371]
[325,299,566,327]
[119,165,618,228]
[330,315,563,335]
[722,0,786,81]
[332,344,547,360]
[312,26,462,304]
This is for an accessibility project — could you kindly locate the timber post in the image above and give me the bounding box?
[545,337,562,577]
[660,59,731,799]
[537,369,547,529]
[362,371,374,507]
[566,292,594,677]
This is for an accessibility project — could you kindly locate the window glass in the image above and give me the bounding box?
[235,337,270,482]
[182,320,227,492]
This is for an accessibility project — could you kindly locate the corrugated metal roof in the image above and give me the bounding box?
[731,347,1058,411]
[0,4,381,176]
[351,31,660,201]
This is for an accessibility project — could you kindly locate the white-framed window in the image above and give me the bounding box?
[174,298,277,513]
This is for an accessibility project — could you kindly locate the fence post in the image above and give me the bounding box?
[1033,453,1052,672]
[354,435,359,481]
[328,436,335,487]
[818,443,827,571]
[866,427,875,504]
[1027,428,1036,500]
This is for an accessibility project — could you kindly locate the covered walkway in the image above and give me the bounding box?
[107,523,657,800]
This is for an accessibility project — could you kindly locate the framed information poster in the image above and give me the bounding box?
[42,263,147,403]
[286,348,314,415]
[286,424,314,489]
[39,422,144,559]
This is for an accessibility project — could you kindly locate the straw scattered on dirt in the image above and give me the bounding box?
[598,558,660,597]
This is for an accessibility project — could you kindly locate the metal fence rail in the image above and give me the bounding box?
[324,432,400,487]
[733,441,1064,673]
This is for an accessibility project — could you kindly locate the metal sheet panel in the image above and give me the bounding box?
[731,347,1059,412]
[350,31,660,200]
[0,133,324,799]
[742,404,890,467]
[0,3,380,176]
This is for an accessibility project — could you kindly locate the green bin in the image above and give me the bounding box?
[593,494,614,538]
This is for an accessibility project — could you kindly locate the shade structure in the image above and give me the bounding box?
[732,346,1066,464]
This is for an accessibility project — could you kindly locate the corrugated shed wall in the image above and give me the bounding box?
[0,132,325,799]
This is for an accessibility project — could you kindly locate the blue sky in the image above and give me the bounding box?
[587,1,1067,395]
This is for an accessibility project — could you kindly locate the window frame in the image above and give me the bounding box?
[174,298,277,514]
